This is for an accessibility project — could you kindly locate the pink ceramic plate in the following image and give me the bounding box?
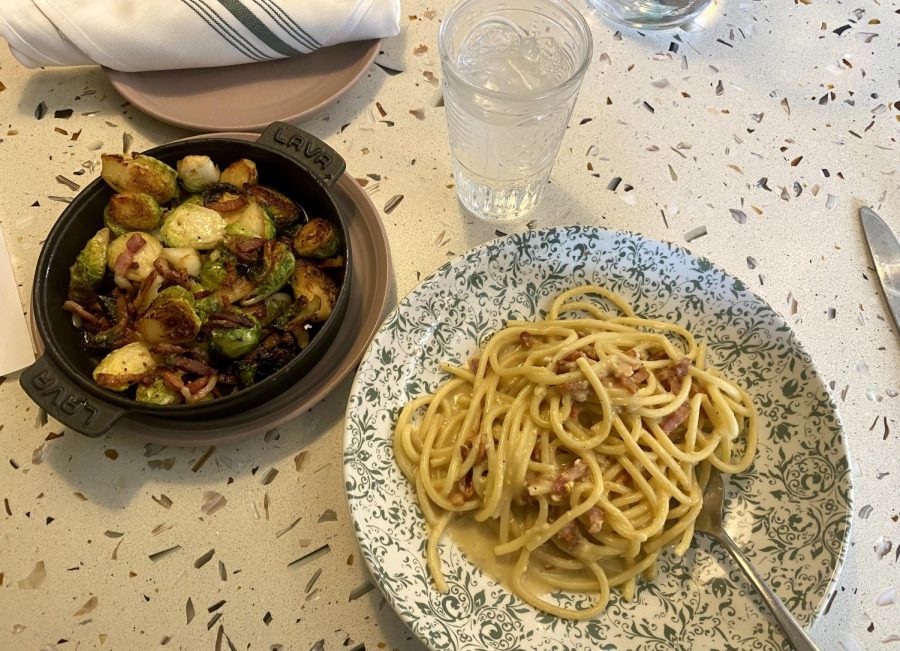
[106,40,380,132]
[88,132,391,444]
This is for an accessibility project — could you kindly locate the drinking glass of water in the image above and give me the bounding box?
[589,0,713,30]
[439,0,592,222]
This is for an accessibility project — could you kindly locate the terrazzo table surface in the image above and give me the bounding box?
[0,1,898,649]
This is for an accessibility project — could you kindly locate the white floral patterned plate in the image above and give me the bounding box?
[343,225,852,650]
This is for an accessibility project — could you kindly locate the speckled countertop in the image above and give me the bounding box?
[0,1,898,649]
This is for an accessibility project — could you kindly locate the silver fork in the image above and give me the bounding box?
[695,471,820,651]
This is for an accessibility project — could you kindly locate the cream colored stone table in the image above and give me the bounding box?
[0,1,897,649]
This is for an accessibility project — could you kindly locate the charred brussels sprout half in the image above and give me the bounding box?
[222,201,276,240]
[92,341,159,391]
[219,159,258,188]
[290,260,338,323]
[104,192,162,234]
[244,242,295,306]
[101,153,178,202]
[135,286,201,345]
[245,185,304,227]
[211,315,262,360]
[68,227,109,304]
[293,217,341,259]
[203,183,247,213]
[160,203,225,250]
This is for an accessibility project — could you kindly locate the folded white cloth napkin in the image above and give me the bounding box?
[0,0,400,72]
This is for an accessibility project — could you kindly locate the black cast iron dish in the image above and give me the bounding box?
[21,122,353,437]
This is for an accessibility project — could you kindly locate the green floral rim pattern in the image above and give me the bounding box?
[343,226,852,650]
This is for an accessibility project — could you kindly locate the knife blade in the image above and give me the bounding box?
[860,206,900,334]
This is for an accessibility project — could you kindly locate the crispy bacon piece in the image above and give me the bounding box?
[160,370,186,393]
[231,237,264,263]
[551,460,588,498]
[555,521,580,549]
[204,310,255,329]
[183,375,217,403]
[150,342,188,356]
[673,357,691,377]
[616,366,650,394]
[457,473,475,501]
[554,349,586,374]
[174,356,216,377]
[658,357,692,394]
[152,257,189,288]
[63,300,104,326]
[560,380,591,402]
[113,250,134,276]
[185,375,210,394]
[583,507,604,534]
[520,331,534,348]
[125,233,146,253]
[660,402,691,434]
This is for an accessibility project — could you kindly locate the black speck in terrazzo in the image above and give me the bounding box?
[373,62,403,76]
[729,209,748,224]
[207,612,223,631]
[684,226,707,243]
[194,549,215,569]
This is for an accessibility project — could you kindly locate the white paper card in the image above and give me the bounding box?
[0,226,36,375]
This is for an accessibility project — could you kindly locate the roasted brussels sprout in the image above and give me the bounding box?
[222,201,276,240]
[160,247,202,277]
[106,231,164,282]
[224,222,255,238]
[244,242,295,306]
[136,286,201,345]
[203,183,247,213]
[160,203,225,249]
[290,260,337,322]
[199,256,229,290]
[104,192,162,234]
[211,315,261,359]
[245,185,303,227]
[193,293,224,322]
[136,376,182,405]
[293,217,341,259]
[276,295,322,347]
[92,341,158,391]
[199,254,254,304]
[177,155,220,193]
[219,158,258,188]
[101,153,178,202]
[68,227,109,303]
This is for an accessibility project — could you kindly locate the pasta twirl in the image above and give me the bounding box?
[393,285,757,620]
